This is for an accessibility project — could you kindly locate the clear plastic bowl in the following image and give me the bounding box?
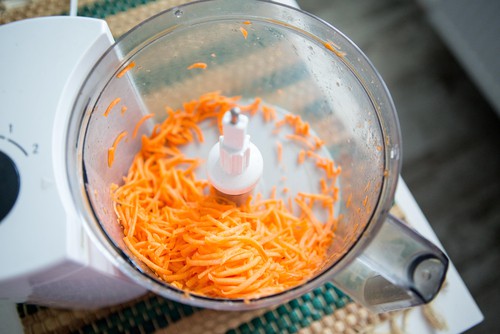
[67,0,423,311]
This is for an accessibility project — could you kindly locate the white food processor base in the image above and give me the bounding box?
[0,17,146,309]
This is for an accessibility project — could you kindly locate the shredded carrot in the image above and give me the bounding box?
[121,105,128,115]
[275,113,310,136]
[346,193,352,208]
[313,136,324,149]
[111,92,340,299]
[298,149,306,164]
[270,186,277,199]
[117,61,136,78]
[243,20,251,25]
[239,27,248,39]
[108,131,127,168]
[107,148,115,168]
[276,141,283,163]
[133,113,154,138]
[323,41,347,58]
[104,97,121,117]
[187,62,208,70]
[240,97,261,116]
[364,181,371,192]
[262,105,276,122]
[285,134,315,150]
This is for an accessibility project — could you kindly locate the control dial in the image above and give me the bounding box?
[0,150,20,222]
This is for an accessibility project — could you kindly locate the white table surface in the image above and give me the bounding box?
[384,177,484,333]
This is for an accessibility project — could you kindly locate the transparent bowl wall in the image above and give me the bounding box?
[69,0,401,310]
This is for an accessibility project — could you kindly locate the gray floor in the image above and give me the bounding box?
[295,0,500,333]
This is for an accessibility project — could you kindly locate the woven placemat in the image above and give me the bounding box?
[16,283,404,334]
[15,205,445,334]
[2,1,446,333]
[0,0,190,37]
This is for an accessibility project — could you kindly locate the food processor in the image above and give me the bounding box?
[0,0,448,312]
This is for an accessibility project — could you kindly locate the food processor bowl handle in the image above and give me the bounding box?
[331,214,449,313]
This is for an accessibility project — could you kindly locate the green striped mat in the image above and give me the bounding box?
[17,282,357,333]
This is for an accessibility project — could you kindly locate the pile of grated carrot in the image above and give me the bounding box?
[111,91,340,299]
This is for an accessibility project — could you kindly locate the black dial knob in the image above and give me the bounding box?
[0,150,20,222]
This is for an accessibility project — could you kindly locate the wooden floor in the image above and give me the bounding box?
[296,0,500,332]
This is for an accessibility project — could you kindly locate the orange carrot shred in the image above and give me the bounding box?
[104,97,121,117]
[298,150,306,165]
[111,92,340,299]
[285,134,315,150]
[133,113,154,138]
[239,27,248,39]
[107,148,115,168]
[276,141,283,163]
[117,61,136,78]
[323,41,347,58]
[108,131,127,168]
[346,193,352,208]
[187,62,208,70]
[262,105,276,122]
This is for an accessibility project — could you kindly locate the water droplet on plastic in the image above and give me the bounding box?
[390,145,400,160]
[174,9,183,18]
